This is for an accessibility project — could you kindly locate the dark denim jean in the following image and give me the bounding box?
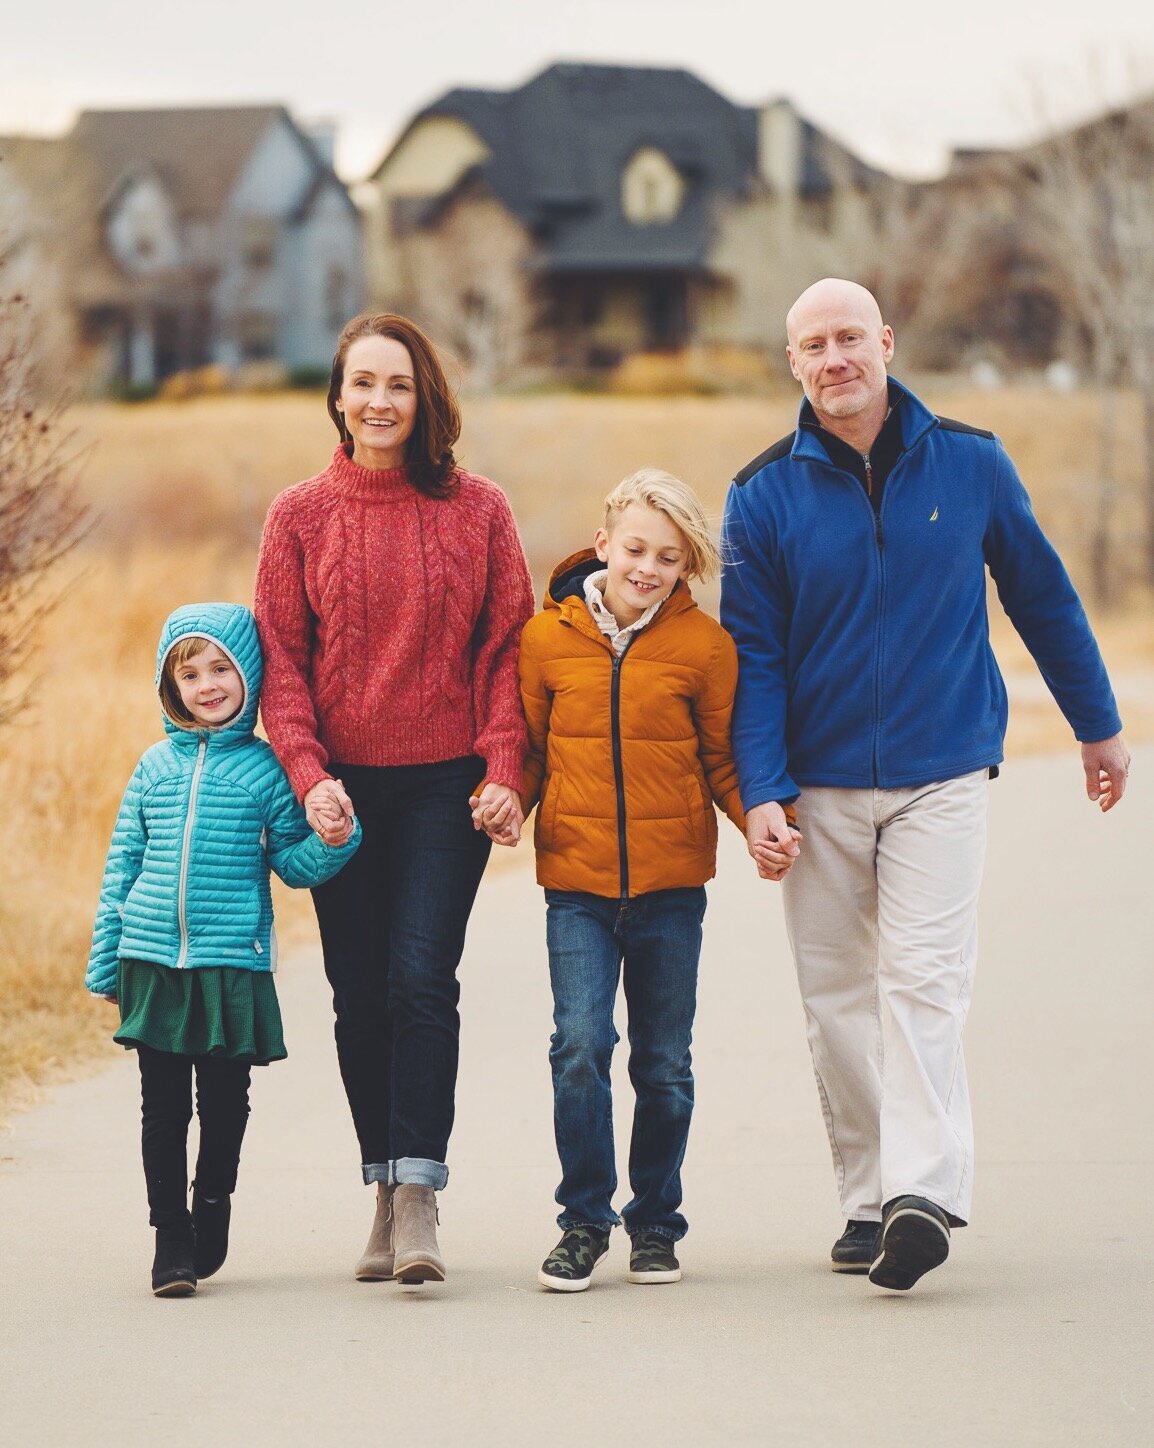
[544,886,706,1241]
[137,1045,251,1229]
[312,757,491,1190]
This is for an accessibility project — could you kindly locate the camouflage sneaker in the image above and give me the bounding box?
[626,1229,681,1284]
[537,1226,611,1293]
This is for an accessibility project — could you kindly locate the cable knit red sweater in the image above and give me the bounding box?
[254,446,535,802]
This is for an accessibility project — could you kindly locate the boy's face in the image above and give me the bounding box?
[174,643,244,727]
[594,502,690,628]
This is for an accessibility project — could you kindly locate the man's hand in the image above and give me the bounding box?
[1081,733,1130,813]
[745,800,802,881]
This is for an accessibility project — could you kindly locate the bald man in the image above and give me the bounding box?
[721,279,1128,1291]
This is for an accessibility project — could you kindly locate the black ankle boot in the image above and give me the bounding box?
[191,1188,231,1279]
[152,1216,197,1297]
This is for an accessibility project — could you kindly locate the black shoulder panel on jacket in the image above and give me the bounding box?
[733,433,794,485]
[936,415,995,440]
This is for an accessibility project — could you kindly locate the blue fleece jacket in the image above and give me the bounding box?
[720,380,1122,810]
[85,602,360,998]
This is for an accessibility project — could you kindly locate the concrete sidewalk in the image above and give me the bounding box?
[2,748,1151,1447]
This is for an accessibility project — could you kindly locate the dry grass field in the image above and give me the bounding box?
[1,385,1151,1114]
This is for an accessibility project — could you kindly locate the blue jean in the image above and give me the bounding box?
[545,887,706,1240]
[311,757,492,1192]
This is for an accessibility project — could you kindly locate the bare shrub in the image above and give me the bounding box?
[0,281,88,723]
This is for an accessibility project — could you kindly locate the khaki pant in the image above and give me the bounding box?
[782,771,988,1224]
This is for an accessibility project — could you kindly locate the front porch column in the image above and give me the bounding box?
[128,309,156,386]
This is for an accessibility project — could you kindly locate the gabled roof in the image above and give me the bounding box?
[391,63,759,272]
[376,62,886,274]
[69,104,354,220]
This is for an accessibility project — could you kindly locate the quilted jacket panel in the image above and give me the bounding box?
[85,602,360,996]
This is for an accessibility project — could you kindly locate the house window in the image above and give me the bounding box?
[325,267,349,331]
[241,217,277,270]
[238,312,277,361]
[622,148,685,225]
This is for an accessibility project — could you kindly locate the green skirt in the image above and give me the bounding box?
[115,958,286,1065]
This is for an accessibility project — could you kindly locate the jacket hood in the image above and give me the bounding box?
[156,602,261,743]
[544,547,695,624]
[545,548,604,609]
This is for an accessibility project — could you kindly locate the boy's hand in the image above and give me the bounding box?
[469,783,523,847]
[745,801,801,881]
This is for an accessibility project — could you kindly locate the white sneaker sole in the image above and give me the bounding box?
[626,1266,681,1284]
[538,1255,604,1292]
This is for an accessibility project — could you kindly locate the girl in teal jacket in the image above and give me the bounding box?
[87,602,360,1297]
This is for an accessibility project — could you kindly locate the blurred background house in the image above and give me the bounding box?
[365,62,887,384]
[0,105,362,391]
[3,66,1153,399]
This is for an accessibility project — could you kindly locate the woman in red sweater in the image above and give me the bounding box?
[255,313,534,1285]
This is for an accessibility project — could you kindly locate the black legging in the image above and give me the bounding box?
[137,1046,251,1229]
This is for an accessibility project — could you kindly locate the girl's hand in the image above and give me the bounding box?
[469,783,523,847]
[305,778,355,844]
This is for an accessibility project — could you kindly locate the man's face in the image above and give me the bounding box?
[786,292,894,426]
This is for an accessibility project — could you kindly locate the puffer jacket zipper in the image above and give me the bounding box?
[610,642,632,898]
[175,736,207,968]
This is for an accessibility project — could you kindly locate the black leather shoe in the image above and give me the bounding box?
[191,1188,231,1279]
[831,1219,882,1273]
[151,1218,197,1297]
[868,1196,950,1291]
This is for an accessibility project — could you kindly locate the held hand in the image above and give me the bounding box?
[469,783,524,847]
[305,778,356,842]
[1081,733,1130,813]
[745,801,802,882]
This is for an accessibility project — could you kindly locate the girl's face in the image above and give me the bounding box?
[594,502,690,628]
[335,335,419,470]
[174,643,244,727]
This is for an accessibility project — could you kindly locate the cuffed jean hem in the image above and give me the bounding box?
[558,1213,620,1232]
[624,1224,684,1242]
[362,1158,449,1190]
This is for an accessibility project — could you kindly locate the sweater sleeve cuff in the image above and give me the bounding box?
[289,759,332,805]
[481,745,526,793]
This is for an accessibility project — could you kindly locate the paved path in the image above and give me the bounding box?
[2,748,1151,1447]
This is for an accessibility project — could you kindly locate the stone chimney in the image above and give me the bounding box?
[757,99,801,198]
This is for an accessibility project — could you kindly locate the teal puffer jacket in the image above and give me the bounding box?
[86,602,360,997]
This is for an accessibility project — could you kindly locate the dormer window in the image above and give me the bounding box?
[622,148,685,225]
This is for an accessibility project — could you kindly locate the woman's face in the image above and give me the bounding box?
[335,335,419,470]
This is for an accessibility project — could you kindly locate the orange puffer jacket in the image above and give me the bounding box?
[519,550,745,898]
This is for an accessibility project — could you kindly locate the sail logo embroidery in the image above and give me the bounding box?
[929,507,939,522]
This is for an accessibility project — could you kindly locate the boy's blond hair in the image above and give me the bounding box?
[159,635,211,728]
[603,468,721,582]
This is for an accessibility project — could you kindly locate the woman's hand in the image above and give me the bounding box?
[305,778,356,846]
[469,783,523,847]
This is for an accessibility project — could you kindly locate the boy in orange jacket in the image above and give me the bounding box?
[512,469,751,1291]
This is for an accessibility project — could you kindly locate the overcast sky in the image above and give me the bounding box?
[4,0,1153,179]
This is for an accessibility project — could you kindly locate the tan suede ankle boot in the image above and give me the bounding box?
[354,1183,395,1281]
[391,1184,445,1283]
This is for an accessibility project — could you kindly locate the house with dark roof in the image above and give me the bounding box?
[366,62,887,380]
[1,105,362,388]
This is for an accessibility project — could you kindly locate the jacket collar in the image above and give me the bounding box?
[791,377,937,466]
[544,547,696,642]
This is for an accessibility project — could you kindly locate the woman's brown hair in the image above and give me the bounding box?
[327,313,461,497]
